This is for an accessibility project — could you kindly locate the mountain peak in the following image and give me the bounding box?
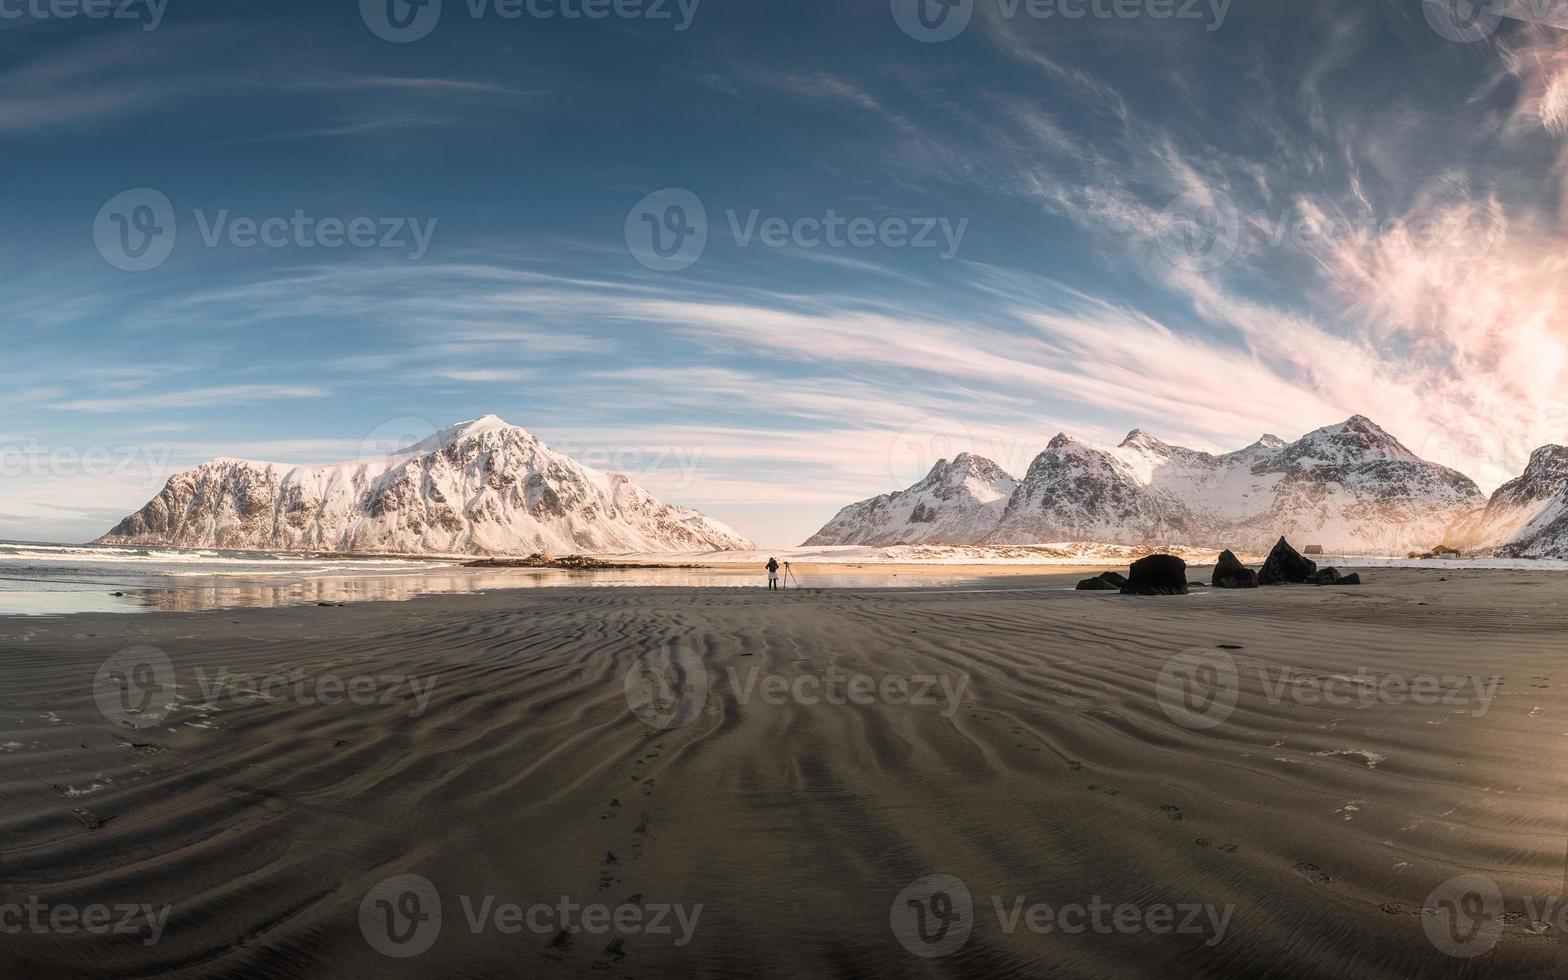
[924,453,1013,488]
[1254,434,1286,449]
[1119,428,1173,453]
[1299,414,1413,460]
[410,415,535,454]
[1527,443,1568,466]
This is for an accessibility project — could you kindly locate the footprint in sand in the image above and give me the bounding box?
[599,798,622,820]
[630,809,649,852]
[1293,861,1332,884]
[641,778,656,797]
[1067,760,1085,772]
[542,929,573,961]
[593,937,628,967]
[1086,783,1120,796]
[1160,804,1183,822]
[1014,743,1040,752]
[1217,843,1238,853]
[598,868,619,891]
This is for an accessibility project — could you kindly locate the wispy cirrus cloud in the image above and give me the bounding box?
[48,385,329,413]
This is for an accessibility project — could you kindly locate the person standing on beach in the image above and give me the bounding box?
[766,557,780,590]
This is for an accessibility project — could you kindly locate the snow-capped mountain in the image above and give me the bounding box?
[1445,445,1568,558]
[98,416,753,555]
[803,453,1017,546]
[806,416,1485,555]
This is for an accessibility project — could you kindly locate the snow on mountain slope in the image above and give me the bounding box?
[1445,445,1568,558]
[985,434,1193,544]
[803,453,1018,546]
[807,416,1484,554]
[97,416,754,555]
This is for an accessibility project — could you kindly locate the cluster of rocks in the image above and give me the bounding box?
[1074,537,1362,595]
[1257,536,1360,586]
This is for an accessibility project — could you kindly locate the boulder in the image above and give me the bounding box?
[1211,550,1258,589]
[1120,554,1189,595]
[1258,537,1316,585]
[1311,567,1362,586]
[1338,572,1361,585]
[1075,570,1129,592]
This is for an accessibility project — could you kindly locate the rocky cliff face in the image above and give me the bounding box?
[806,416,1485,554]
[1445,445,1568,558]
[803,453,1017,546]
[98,416,753,555]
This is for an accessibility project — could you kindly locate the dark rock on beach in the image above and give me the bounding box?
[1311,567,1362,586]
[1120,554,1189,595]
[1075,571,1129,591]
[1211,550,1259,589]
[1258,537,1316,585]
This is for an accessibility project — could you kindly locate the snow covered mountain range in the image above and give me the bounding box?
[808,416,1492,555]
[804,453,1017,547]
[98,416,753,555]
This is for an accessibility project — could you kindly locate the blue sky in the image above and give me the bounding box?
[5,0,1568,546]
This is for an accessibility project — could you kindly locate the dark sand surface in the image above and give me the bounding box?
[2,567,1567,977]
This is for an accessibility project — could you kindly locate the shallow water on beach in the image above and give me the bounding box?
[0,541,1042,615]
